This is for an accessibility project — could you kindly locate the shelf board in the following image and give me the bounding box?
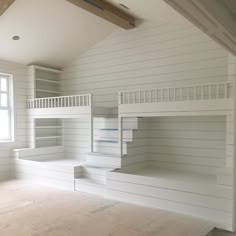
[36,136,62,140]
[36,89,60,94]
[36,126,62,129]
[32,65,62,73]
[36,78,61,84]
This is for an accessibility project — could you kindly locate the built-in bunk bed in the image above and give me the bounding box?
[14,65,110,190]
[107,81,235,232]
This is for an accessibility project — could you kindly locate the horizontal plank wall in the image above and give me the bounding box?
[62,20,230,161]
[0,60,28,180]
[147,116,226,175]
[63,117,90,160]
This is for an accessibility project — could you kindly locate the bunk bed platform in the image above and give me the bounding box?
[119,82,233,117]
[29,107,92,118]
[28,94,114,118]
[13,146,83,190]
[107,164,233,231]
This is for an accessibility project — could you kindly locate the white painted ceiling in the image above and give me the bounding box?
[0,0,187,68]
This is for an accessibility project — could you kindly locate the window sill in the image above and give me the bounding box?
[0,139,15,144]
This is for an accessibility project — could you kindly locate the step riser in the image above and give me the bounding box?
[94,130,133,139]
[95,123,138,130]
[94,138,132,142]
[94,118,138,130]
[81,166,113,175]
[94,146,127,155]
[94,142,127,149]
[80,173,106,185]
[87,156,121,168]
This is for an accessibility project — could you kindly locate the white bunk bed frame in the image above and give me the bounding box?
[28,93,108,118]
[15,81,236,231]
[116,81,236,232]
[118,82,233,117]
[14,92,113,190]
[118,81,234,166]
[27,93,114,150]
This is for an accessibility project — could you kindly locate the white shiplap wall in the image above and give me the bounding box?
[147,116,227,175]
[0,60,28,180]
[62,21,230,162]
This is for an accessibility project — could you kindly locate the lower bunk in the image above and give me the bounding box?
[13,147,233,231]
[106,162,233,231]
[13,146,82,190]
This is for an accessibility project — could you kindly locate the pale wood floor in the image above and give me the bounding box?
[0,180,218,236]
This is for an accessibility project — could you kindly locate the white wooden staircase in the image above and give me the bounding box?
[74,117,139,195]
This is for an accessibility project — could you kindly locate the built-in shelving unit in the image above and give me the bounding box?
[33,66,61,98]
[35,118,63,148]
[29,65,63,148]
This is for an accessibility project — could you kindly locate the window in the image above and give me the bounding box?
[0,74,14,142]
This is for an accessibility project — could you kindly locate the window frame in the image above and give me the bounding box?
[0,73,14,142]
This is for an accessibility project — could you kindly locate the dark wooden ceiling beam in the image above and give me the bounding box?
[66,0,136,29]
[0,0,15,16]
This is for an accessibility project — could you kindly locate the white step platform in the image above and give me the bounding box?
[107,164,233,231]
[86,152,124,168]
[94,140,128,155]
[75,164,114,196]
[94,129,133,141]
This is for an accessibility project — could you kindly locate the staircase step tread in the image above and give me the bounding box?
[94,139,129,143]
[94,137,131,140]
[95,128,135,131]
[83,164,114,171]
[95,139,118,143]
[88,152,125,158]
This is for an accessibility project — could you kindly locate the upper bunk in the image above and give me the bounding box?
[27,65,112,119]
[28,94,91,118]
[118,82,234,117]
[28,94,110,118]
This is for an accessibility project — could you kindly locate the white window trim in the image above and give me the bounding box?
[0,73,14,143]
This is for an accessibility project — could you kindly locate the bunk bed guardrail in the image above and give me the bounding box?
[28,94,91,109]
[119,82,233,105]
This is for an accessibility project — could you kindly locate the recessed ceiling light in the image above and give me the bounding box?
[12,36,20,40]
[119,3,130,9]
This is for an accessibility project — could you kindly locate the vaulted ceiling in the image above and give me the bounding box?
[164,0,236,56]
[0,0,187,68]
